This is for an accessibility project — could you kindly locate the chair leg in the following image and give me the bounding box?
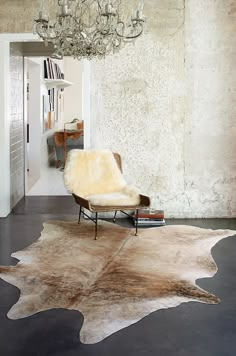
[135,209,139,236]
[113,211,118,223]
[78,206,82,224]
[95,212,98,240]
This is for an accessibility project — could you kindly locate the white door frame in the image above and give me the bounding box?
[0,41,11,217]
[0,33,91,217]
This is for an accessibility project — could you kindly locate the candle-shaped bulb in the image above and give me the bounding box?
[105,1,112,14]
[138,2,144,18]
[139,2,144,11]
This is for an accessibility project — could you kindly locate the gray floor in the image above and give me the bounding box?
[0,196,236,356]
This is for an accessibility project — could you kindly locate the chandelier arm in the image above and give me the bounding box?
[96,0,103,11]
[35,24,61,41]
[115,21,144,39]
[95,12,119,36]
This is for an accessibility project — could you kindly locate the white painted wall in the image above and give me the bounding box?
[0,42,11,217]
[63,57,83,122]
[63,58,91,149]
[27,58,41,187]
[82,60,91,149]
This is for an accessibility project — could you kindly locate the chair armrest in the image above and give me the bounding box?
[72,194,91,210]
[139,194,151,207]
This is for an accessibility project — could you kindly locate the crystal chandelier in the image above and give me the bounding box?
[34,0,145,60]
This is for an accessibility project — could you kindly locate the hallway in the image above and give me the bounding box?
[27,167,69,196]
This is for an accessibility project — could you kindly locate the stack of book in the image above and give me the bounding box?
[133,209,165,226]
[44,58,64,80]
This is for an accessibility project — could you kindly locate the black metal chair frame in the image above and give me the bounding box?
[77,205,140,240]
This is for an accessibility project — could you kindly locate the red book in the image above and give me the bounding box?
[133,209,164,219]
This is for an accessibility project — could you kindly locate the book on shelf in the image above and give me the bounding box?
[133,209,164,220]
[48,88,55,111]
[44,58,64,80]
[44,60,48,79]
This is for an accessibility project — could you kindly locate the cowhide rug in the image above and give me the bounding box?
[0,221,235,344]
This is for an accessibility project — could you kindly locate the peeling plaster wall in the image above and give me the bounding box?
[90,0,236,218]
[90,1,186,217]
[0,0,236,217]
[0,0,55,33]
[184,0,236,217]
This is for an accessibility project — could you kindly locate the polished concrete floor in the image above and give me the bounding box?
[27,167,69,196]
[0,197,236,356]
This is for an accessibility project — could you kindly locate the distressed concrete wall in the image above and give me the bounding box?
[10,43,24,208]
[184,0,236,217]
[0,0,236,217]
[0,0,55,33]
[90,0,236,218]
[90,0,186,217]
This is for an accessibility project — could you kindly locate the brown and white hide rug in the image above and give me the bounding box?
[0,221,235,344]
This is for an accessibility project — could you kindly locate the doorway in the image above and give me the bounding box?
[26,58,41,191]
[0,34,91,216]
[25,55,89,196]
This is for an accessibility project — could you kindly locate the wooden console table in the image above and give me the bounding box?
[53,129,84,165]
[63,129,84,163]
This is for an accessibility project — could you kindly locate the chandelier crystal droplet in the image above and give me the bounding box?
[34,0,146,60]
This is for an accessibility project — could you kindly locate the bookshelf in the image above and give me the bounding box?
[44,79,73,90]
[42,57,73,132]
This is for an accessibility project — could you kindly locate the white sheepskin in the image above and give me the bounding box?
[64,150,141,206]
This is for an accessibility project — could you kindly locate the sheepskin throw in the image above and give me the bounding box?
[0,220,235,344]
[64,150,140,206]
